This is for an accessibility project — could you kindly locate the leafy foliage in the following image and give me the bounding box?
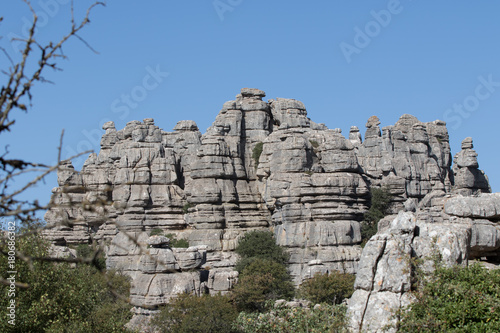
[149,229,189,248]
[75,243,107,271]
[165,233,189,248]
[0,228,132,332]
[182,202,194,214]
[298,272,355,305]
[151,293,239,333]
[234,303,348,333]
[397,263,500,332]
[232,258,294,312]
[252,142,264,167]
[149,228,163,236]
[234,230,289,272]
[309,140,320,148]
[232,230,293,312]
[361,187,392,245]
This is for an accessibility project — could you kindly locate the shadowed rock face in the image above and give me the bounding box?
[43,88,493,327]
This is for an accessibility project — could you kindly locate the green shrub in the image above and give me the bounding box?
[252,142,264,167]
[0,228,132,332]
[164,233,189,248]
[361,187,392,245]
[150,228,164,236]
[235,230,288,272]
[75,243,107,271]
[298,272,355,305]
[397,263,500,332]
[148,230,189,248]
[182,202,194,214]
[151,293,239,333]
[232,230,293,312]
[309,140,320,148]
[232,258,294,312]
[234,303,348,333]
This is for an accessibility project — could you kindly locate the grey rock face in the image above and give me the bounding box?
[452,137,491,195]
[348,192,500,332]
[444,193,500,219]
[42,88,494,327]
[357,115,453,212]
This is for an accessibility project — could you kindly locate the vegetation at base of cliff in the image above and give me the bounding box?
[0,223,132,333]
[234,230,289,271]
[232,258,295,312]
[397,263,500,332]
[151,293,239,333]
[232,230,293,312]
[234,303,348,333]
[361,186,392,246]
[252,142,264,168]
[75,243,107,271]
[298,272,355,305]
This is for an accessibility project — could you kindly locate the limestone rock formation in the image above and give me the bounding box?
[348,192,500,332]
[42,88,494,329]
[452,137,491,195]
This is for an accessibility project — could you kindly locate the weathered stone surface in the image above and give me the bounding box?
[147,236,170,248]
[444,193,500,219]
[42,88,496,331]
[357,115,453,211]
[452,137,491,195]
[348,191,500,332]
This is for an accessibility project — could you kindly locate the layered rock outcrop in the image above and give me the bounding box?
[348,191,500,332]
[43,88,494,328]
[452,137,491,195]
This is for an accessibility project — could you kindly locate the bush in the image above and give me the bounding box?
[150,228,163,236]
[252,142,264,167]
[151,293,239,333]
[75,243,107,271]
[182,203,194,214]
[309,140,320,148]
[232,230,293,312]
[234,230,288,272]
[149,229,189,248]
[298,272,355,305]
[232,258,294,312]
[164,233,189,248]
[361,187,392,245]
[0,228,132,332]
[397,263,500,332]
[234,303,348,333]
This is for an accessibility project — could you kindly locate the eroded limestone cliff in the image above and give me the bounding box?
[43,88,496,330]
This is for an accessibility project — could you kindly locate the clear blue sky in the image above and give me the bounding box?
[2,0,500,215]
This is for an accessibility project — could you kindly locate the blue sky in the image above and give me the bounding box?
[2,0,500,215]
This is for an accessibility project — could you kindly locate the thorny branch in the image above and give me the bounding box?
[0,1,166,312]
[0,0,104,223]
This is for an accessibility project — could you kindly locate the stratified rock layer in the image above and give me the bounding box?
[43,88,493,326]
[348,191,500,332]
